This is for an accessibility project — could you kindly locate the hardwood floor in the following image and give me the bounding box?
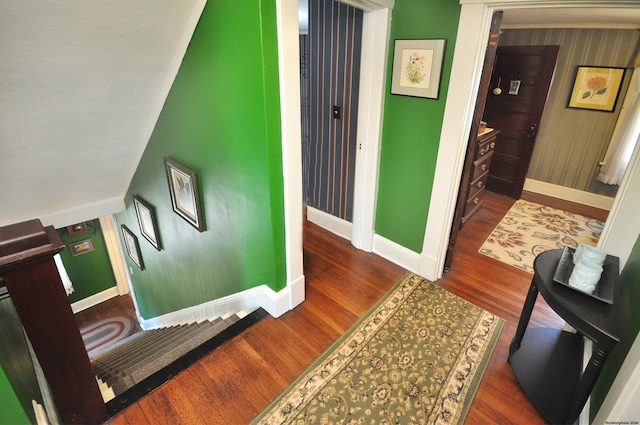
[95,190,603,424]
[74,292,142,333]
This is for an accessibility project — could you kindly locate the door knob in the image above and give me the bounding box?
[526,123,538,138]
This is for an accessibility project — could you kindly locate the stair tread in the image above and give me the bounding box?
[95,323,207,379]
[93,316,242,391]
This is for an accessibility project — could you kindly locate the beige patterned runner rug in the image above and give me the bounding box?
[251,273,504,425]
[479,199,604,273]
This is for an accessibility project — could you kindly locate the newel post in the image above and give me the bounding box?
[0,219,108,424]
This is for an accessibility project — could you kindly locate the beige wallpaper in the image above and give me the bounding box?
[498,28,639,197]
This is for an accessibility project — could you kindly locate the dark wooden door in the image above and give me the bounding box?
[483,45,559,199]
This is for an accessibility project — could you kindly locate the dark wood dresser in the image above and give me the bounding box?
[461,128,499,225]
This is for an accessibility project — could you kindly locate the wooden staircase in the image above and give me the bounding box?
[91,314,243,402]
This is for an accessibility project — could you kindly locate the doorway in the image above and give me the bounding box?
[296,1,391,251]
[484,45,560,199]
[424,3,640,281]
[303,0,364,224]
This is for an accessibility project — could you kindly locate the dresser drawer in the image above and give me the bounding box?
[458,129,500,228]
[468,170,489,200]
[471,151,493,182]
[463,187,485,220]
[477,136,496,159]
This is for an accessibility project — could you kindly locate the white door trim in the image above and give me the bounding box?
[276,0,305,309]
[351,7,392,251]
[422,0,640,277]
[424,2,640,424]
[282,1,392,254]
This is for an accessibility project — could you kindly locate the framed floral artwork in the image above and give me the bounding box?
[390,39,446,99]
[567,66,626,112]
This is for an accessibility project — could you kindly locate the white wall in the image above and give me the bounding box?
[594,130,640,423]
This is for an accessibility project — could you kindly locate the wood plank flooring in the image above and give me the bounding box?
[92,190,607,424]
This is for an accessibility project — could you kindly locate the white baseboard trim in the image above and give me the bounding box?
[372,234,421,274]
[139,276,306,330]
[523,179,614,211]
[32,400,49,425]
[307,207,441,281]
[71,286,119,314]
[307,206,352,240]
[417,252,440,282]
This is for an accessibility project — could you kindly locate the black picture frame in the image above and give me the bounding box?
[164,157,205,232]
[121,225,144,270]
[133,195,161,250]
[567,65,626,112]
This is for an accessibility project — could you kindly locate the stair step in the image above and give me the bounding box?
[92,323,185,362]
[92,327,187,376]
[95,323,206,383]
[116,319,234,389]
[93,314,243,396]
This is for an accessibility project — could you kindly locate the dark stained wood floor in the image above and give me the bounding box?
[86,190,608,424]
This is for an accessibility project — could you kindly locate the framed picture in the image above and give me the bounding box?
[133,195,161,250]
[121,225,144,270]
[390,39,447,99]
[567,66,626,112]
[164,158,205,232]
[69,238,95,256]
[67,222,87,236]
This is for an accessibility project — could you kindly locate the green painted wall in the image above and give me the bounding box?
[375,0,461,252]
[0,298,40,425]
[0,365,31,425]
[591,235,640,420]
[57,219,117,304]
[116,0,285,319]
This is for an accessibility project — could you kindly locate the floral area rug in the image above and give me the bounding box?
[479,199,604,273]
[251,273,504,425]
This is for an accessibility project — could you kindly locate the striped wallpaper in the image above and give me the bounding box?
[499,28,639,197]
[301,34,310,204]
[306,0,363,222]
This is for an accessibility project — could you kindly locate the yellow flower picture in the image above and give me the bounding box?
[568,66,626,112]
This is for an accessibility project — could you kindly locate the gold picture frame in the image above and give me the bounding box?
[67,222,87,236]
[567,66,626,112]
[69,238,95,257]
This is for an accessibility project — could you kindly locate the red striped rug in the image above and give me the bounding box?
[80,316,137,359]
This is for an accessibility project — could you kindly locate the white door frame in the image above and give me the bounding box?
[351,6,393,251]
[275,0,393,309]
[421,0,640,278]
[279,0,393,261]
[423,1,640,424]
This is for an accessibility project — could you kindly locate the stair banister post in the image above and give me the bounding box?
[0,219,108,425]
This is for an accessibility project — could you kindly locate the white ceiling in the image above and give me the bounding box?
[0,0,203,228]
[1,1,639,229]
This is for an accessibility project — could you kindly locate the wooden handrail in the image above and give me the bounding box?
[0,219,108,424]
